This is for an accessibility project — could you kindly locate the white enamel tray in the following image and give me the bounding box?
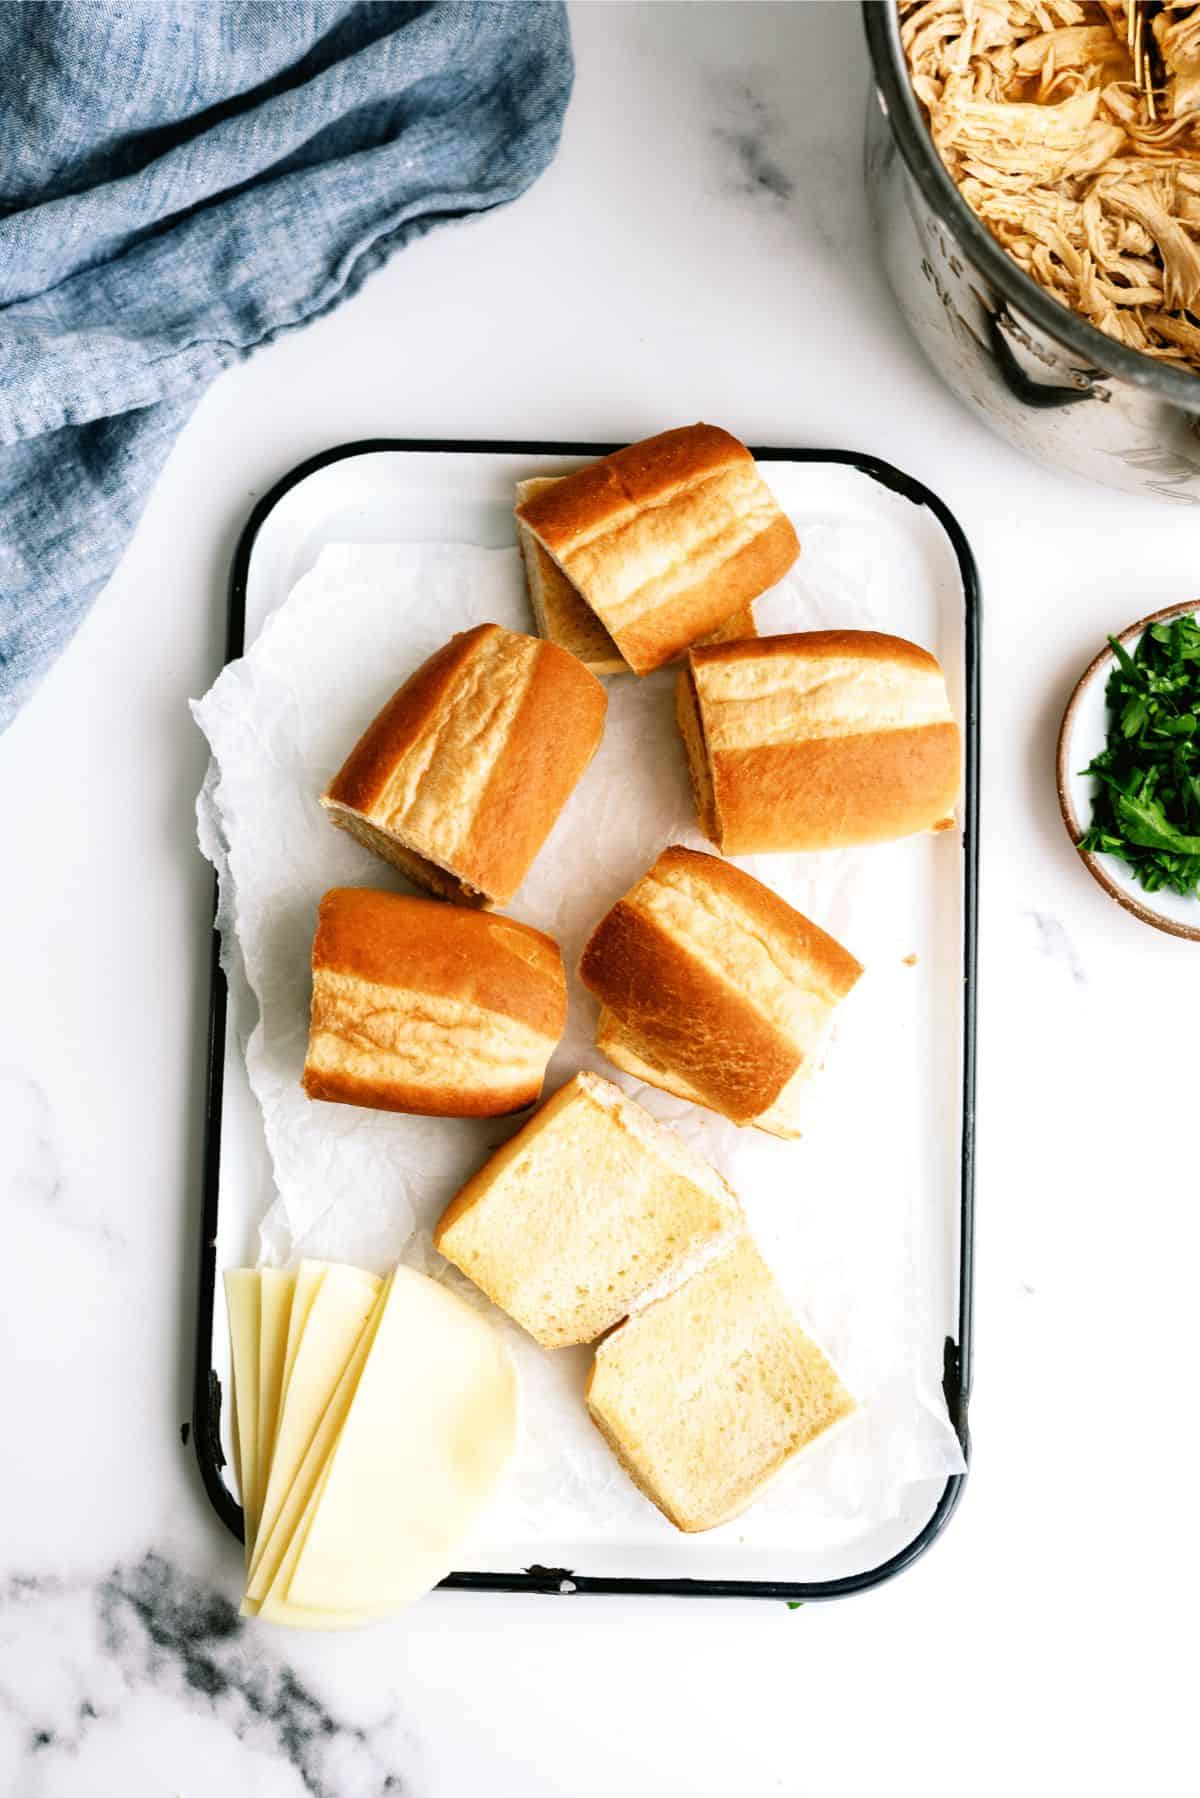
[192,439,979,1601]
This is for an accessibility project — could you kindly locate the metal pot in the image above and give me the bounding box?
[863,0,1200,503]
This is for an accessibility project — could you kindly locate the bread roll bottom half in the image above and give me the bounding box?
[302,887,567,1118]
[321,622,607,908]
[678,629,962,854]
[579,846,862,1138]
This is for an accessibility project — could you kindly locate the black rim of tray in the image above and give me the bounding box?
[192,437,980,1602]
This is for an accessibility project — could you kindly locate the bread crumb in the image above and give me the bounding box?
[902,953,918,967]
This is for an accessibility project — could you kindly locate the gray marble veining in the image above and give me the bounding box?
[704,54,863,257]
[1,1555,414,1795]
[1026,910,1087,987]
[710,81,795,206]
[1,1071,64,1210]
[0,1070,129,1249]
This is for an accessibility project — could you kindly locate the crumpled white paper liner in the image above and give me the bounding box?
[193,521,965,1544]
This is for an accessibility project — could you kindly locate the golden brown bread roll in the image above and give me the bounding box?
[302,887,567,1118]
[514,426,798,676]
[579,846,861,1137]
[677,630,961,853]
[515,474,757,676]
[321,623,607,907]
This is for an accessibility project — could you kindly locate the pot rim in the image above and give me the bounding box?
[862,0,1200,414]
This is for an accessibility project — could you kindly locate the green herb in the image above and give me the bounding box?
[786,1601,805,1610]
[1079,613,1200,897]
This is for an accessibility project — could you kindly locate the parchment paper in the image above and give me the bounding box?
[193,517,966,1544]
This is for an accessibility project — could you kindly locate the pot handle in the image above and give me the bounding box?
[987,307,1097,409]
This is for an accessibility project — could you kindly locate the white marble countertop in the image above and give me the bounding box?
[2,5,1196,1793]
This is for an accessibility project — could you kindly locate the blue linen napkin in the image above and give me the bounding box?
[0,1,573,732]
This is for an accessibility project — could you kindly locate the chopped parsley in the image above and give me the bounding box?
[1079,613,1200,899]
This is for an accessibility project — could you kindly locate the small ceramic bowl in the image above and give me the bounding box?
[1057,600,1200,943]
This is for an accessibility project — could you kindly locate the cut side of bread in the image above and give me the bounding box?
[322,623,607,906]
[517,474,757,677]
[517,478,628,676]
[434,1071,742,1349]
[580,846,862,1136]
[319,804,489,907]
[680,630,962,854]
[586,1234,856,1532]
[676,663,719,842]
[514,427,795,676]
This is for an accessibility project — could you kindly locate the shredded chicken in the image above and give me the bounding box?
[902,0,1200,372]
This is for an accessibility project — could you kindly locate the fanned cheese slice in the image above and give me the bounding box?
[285,1269,519,1612]
[255,1269,296,1502]
[248,1263,381,1590]
[223,1270,262,1564]
[277,1262,327,1430]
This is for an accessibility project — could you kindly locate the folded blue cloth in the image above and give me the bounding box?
[0,1,572,731]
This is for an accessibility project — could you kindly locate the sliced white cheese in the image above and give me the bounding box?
[223,1270,262,1563]
[256,1269,295,1502]
[277,1260,327,1429]
[244,1275,392,1612]
[285,1269,518,1613]
[256,1460,388,1630]
[248,1263,381,1590]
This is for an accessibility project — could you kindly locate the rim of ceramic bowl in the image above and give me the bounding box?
[1057,600,1200,941]
[863,2,1200,414]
